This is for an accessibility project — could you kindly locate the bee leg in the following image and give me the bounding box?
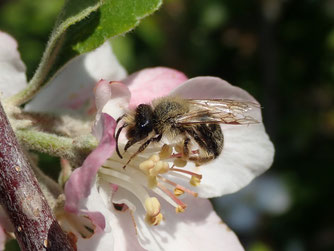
[184,126,217,166]
[123,134,162,168]
[115,123,128,159]
[189,155,215,166]
[182,138,191,158]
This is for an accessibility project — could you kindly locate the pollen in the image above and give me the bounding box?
[149,161,169,176]
[173,158,187,167]
[139,155,169,185]
[190,175,201,186]
[146,212,163,226]
[176,205,185,213]
[174,188,184,196]
[100,142,205,228]
[144,197,163,225]
[139,159,155,174]
[159,144,172,159]
[175,144,183,153]
[149,154,160,162]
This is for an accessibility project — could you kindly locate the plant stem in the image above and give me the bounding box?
[16,129,97,167]
[5,1,102,107]
[0,102,74,250]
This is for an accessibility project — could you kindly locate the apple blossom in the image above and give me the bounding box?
[0,29,274,250]
[64,66,274,250]
[0,31,126,250]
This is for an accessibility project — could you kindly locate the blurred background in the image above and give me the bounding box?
[0,0,333,250]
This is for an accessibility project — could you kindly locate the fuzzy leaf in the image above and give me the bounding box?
[52,0,162,76]
[8,0,162,105]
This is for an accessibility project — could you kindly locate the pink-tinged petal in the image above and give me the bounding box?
[113,187,243,251]
[0,31,27,99]
[76,183,115,251]
[123,67,187,108]
[94,79,131,120]
[169,77,274,197]
[64,114,116,213]
[25,42,126,114]
[95,181,146,251]
[80,210,106,231]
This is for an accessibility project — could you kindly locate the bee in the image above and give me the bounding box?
[115,96,260,167]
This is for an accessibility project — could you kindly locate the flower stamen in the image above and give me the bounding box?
[144,197,163,226]
[159,144,173,159]
[157,183,187,211]
[158,176,198,197]
[169,167,203,180]
[99,143,204,226]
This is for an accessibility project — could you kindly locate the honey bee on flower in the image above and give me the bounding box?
[62,65,273,250]
[1,25,273,251]
[116,96,260,167]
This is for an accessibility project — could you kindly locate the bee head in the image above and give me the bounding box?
[124,104,155,151]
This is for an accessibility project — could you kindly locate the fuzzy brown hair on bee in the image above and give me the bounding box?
[115,96,260,167]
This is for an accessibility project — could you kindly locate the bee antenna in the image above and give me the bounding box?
[115,116,127,159]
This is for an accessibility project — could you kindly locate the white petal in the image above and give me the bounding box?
[164,123,274,198]
[169,77,274,197]
[96,81,131,119]
[77,183,114,250]
[0,31,27,99]
[85,42,127,82]
[98,182,145,251]
[92,81,130,141]
[192,124,273,197]
[112,188,243,251]
[25,42,127,114]
[111,211,147,251]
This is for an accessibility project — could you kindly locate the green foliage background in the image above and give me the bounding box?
[1,0,333,250]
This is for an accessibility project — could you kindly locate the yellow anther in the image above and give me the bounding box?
[144,197,161,217]
[175,144,182,153]
[174,188,184,196]
[190,175,201,186]
[175,206,185,213]
[139,160,155,174]
[150,161,163,176]
[149,161,169,176]
[149,154,160,162]
[173,158,187,167]
[159,144,172,159]
[146,212,163,226]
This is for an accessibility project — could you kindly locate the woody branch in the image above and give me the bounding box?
[0,101,73,251]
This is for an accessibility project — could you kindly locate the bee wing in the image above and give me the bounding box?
[175,99,261,125]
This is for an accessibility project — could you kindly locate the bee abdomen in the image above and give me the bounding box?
[195,124,224,158]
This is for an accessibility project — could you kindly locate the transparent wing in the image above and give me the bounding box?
[175,99,261,125]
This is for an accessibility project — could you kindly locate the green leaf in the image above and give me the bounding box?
[54,0,162,75]
[8,0,162,106]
